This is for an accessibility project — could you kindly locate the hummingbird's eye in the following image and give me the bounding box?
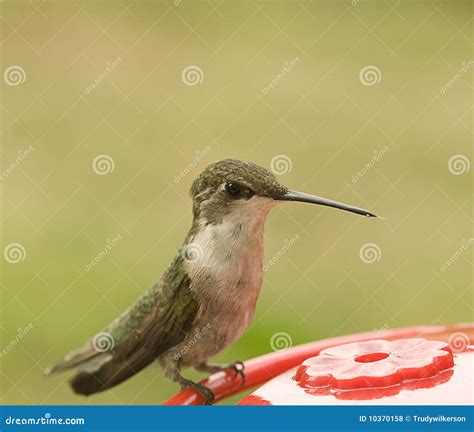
[225,181,242,197]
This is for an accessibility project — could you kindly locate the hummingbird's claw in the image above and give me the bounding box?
[195,383,215,405]
[231,361,245,386]
[181,379,215,405]
[196,361,245,386]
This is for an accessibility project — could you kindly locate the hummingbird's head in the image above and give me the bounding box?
[190,159,376,224]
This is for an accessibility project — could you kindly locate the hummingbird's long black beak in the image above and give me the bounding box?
[275,190,377,218]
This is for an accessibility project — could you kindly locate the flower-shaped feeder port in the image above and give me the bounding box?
[294,338,454,400]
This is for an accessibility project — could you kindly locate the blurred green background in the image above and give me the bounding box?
[1,0,471,405]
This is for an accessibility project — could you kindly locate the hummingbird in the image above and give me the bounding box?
[45,159,376,404]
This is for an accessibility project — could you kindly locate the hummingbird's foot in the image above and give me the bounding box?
[180,379,215,405]
[161,358,215,405]
[196,361,245,385]
[230,361,245,385]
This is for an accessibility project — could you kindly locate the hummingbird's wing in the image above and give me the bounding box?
[45,255,199,395]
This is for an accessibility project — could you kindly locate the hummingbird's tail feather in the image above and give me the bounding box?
[44,346,104,375]
[70,352,155,395]
[47,255,199,396]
